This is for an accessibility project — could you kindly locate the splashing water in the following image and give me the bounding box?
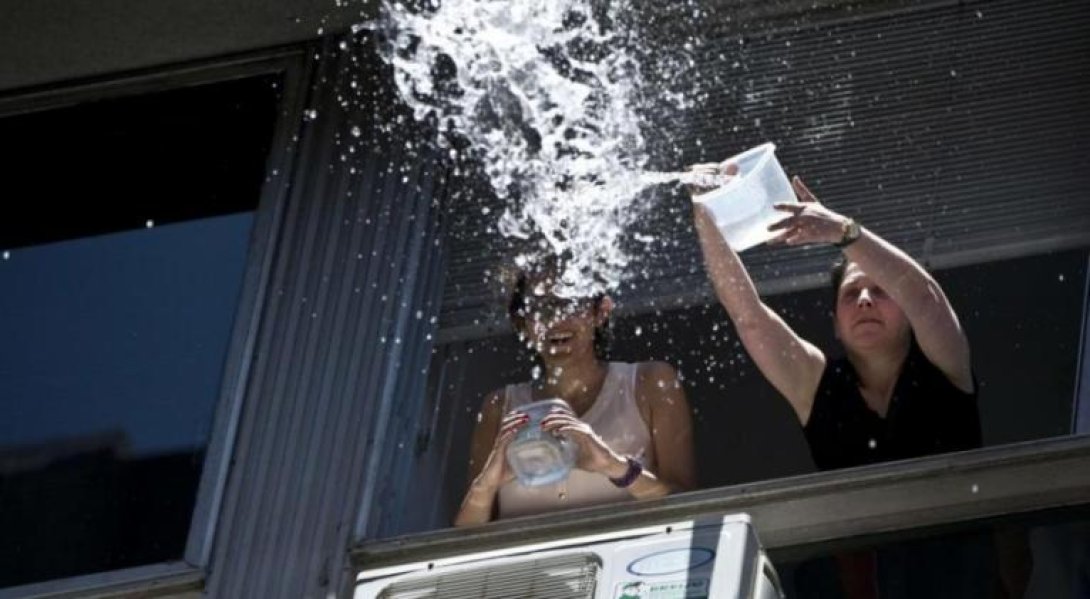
[380,0,705,298]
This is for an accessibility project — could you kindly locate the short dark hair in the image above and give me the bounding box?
[503,258,611,358]
[503,257,559,329]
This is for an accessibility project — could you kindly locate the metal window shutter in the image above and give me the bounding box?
[438,0,1090,340]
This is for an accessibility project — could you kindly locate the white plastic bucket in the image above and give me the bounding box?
[692,142,797,252]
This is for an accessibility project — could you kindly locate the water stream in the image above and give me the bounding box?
[379,0,707,297]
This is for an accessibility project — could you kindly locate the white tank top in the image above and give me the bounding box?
[497,362,656,519]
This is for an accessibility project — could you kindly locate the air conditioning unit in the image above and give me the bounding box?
[355,513,784,599]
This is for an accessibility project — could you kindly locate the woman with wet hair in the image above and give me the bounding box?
[453,261,697,526]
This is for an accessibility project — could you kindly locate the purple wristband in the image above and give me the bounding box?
[608,456,643,488]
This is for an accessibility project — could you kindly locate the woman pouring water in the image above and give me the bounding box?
[688,158,980,471]
[690,157,988,597]
[453,261,697,526]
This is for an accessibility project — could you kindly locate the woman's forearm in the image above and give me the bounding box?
[453,480,499,527]
[694,207,766,325]
[627,472,675,499]
[600,453,681,500]
[841,227,937,313]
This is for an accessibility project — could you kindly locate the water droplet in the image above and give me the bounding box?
[145,219,155,228]
[634,326,642,337]
[971,484,979,494]
[380,1,694,299]
[868,438,877,449]
[304,109,318,121]
[350,125,362,138]
[2,251,9,260]
[1058,273,1065,282]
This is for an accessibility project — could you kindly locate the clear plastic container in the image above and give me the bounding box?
[692,142,798,252]
[505,398,577,487]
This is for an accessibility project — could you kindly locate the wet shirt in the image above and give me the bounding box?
[804,341,982,471]
[497,362,654,519]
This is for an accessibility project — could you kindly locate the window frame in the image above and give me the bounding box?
[0,46,311,597]
[351,434,1090,573]
[361,247,1090,573]
[1077,252,1090,435]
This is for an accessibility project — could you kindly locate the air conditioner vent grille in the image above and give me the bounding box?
[378,552,600,599]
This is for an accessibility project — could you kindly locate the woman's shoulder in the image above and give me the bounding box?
[630,361,683,406]
[632,360,680,382]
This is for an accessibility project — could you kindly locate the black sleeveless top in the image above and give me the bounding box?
[804,341,982,472]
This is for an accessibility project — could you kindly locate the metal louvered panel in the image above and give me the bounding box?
[379,554,600,599]
[437,0,1090,340]
[205,36,448,598]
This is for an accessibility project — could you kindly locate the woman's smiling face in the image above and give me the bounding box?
[513,276,610,364]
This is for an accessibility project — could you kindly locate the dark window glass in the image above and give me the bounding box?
[773,510,1090,599]
[0,73,281,587]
